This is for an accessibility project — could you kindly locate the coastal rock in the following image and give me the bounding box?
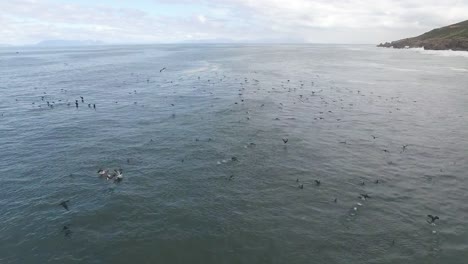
[378,20,468,51]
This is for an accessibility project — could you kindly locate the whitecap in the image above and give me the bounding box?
[410,47,468,58]
[449,67,468,72]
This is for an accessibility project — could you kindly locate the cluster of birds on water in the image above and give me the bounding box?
[57,168,124,237]
[4,63,445,241]
[97,168,124,182]
[30,92,98,110]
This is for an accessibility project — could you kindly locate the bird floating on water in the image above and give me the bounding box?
[114,170,123,183]
[401,145,409,153]
[62,225,72,238]
[359,194,371,200]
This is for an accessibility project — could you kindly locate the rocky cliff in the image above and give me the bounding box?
[378,20,468,51]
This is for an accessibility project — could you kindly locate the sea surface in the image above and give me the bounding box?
[0,44,467,264]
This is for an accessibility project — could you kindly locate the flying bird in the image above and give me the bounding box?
[282,138,288,144]
[59,200,70,211]
[160,67,166,72]
[427,215,439,224]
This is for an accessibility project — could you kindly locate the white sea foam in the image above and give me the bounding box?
[448,67,468,72]
[410,47,468,58]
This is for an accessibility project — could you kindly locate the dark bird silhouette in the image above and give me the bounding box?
[160,67,166,72]
[371,135,377,139]
[375,179,379,184]
[315,180,321,186]
[59,200,70,211]
[93,104,96,109]
[382,149,389,153]
[401,145,409,153]
[334,198,337,203]
[228,175,234,181]
[62,225,72,238]
[80,96,84,103]
[427,215,439,223]
[282,138,288,144]
[359,194,371,200]
[296,178,299,183]
[231,156,238,162]
[298,184,304,189]
[360,181,365,186]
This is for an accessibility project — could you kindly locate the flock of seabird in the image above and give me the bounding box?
[57,169,124,237]
[4,62,443,240]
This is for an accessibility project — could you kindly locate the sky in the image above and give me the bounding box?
[1,0,468,45]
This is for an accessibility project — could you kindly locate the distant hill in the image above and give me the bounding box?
[378,20,468,51]
[35,40,105,47]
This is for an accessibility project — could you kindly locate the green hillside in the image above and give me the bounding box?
[378,20,468,51]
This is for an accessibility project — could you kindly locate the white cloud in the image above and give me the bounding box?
[197,15,207,24]
[1,0,468,45]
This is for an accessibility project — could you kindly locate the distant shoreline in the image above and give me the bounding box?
[378,20,468,52]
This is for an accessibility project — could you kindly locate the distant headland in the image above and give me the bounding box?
[35,40,105,47]
[378,20,468,51]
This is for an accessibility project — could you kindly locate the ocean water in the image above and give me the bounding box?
[0,44,467,264]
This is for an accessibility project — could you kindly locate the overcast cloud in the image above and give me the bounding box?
[1,0,468,45]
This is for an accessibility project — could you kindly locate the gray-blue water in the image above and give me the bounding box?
[0,45,467,264]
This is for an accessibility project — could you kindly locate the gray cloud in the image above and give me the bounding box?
[1,0,468,45]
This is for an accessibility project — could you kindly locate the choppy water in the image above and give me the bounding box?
[0,44,467,264]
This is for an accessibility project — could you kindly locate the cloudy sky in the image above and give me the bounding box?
[2,0,468,45]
